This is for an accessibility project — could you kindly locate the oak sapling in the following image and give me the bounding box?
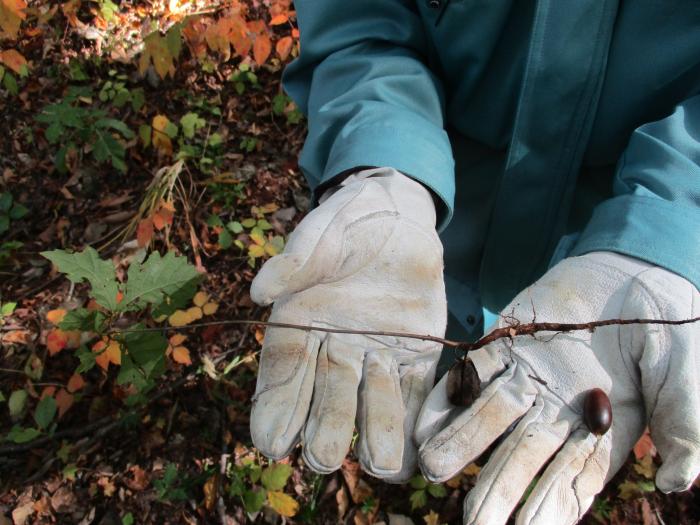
[583,388,613,435]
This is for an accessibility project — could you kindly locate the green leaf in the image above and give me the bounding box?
[41,248,120,311]
[0,192,12,212]
[207,133,222,148]
[427,483,447,498]
[218,228,232,249]
[75,345,97,373]
[93,127,128,173]
[122,513,134,525]
[139,124,152,147]
[10,202,28,220]
[131,88,146,112]
[0,65,4,82]
[227,221,243,234]
[180,112,205,139]
[59,308,106,332]
[3,72,18,95]
[241,218,256,229]
[34,396,57,429]
[243,488,266,514]
[6,425,41,443]
[207,215,223,228]
[409,489,428,510]
[257,219,273,231]
[0,391,5,402]
[96,118,135,139]
[8,389,28,419]
[261,463,293,491]
[409,475,427,490]
[123,251,200,310]
[0,215,8,234]
[122,326,168,367]
[1,302,16,316]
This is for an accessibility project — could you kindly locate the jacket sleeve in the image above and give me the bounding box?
[283,1,455,227]
[571,94,700,290]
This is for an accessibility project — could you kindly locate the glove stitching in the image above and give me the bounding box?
[571,434,603,522]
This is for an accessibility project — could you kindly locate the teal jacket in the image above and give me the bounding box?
[282,1,700,325]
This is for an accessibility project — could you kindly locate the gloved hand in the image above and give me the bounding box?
[416,251,700,524]
[250,167,447,481]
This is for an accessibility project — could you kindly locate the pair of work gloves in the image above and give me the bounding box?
[249,168,700,524]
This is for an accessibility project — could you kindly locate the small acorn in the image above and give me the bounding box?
[583,388,612,435]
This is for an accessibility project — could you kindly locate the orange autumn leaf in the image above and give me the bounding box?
[47,308,67,325]
[55,388,74,418]
[93,338,121,370]
[169,333,187,346]
[202,302,218,316]
[152,115,174,155]
[0,0,27,39]
[0,49,27,74]
[269,14,288,25]
[137,217,154,247]
[152,201,175,230]
[291,28,299,39]
[276,36,293,61]
[186,306,203,321]
[47,329,69,355]
[193,291,209,307]
[171,345,191,365]
[633,429,657,460]
[168,309,192,327]
[253,33,271,65]
[67,373,85,393]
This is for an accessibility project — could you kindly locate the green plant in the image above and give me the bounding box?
[0,192,28,234]
[154,463,189,502]
[99,70,145,111]
[227,460,299,518]
[208,207,285,267]
[40,247,201,404]
[228,63,258,95]
[35,87,135,173]
[272,93,303,125]
[408,475,447,510]
[0,61,28,96]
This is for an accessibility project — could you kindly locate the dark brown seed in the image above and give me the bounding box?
[583,388,612,435]
[446,358,481,407]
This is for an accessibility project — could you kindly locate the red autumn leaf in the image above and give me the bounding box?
[67,373,85,393]
[47,329,68,355]
[137,217,154,247]
[253,33,271,65]
[276,36,293,61]
[152,201,175,230]
[40,386,56,399]
[55,388,74,418]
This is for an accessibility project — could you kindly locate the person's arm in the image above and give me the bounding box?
[283,1,455,227]
[572,93,700,289]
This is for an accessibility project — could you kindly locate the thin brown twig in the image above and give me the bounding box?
[109,316,700,353]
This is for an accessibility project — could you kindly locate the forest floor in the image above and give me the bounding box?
[0,1,698,524]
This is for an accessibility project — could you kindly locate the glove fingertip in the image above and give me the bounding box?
[655,461,698,494]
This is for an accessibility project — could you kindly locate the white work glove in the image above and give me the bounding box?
[416,251,700,524]
[250,167,447,481]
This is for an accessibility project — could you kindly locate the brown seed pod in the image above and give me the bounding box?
[583,388,612,435]
[446,358,481,408]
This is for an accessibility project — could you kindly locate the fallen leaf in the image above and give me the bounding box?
[267,491,299,517]
[11,502,34,525]
[269,14,288,25]
[137,217,154,247]
[336,486,349,519]
[2,329,31,345]
[97,476,116,497]
[0,48,27,74]
[152,115,174,155]
[423,510,440,525]
[125,465,150,490]
[462,463,481,477]
[203,474,218,512]
[633,454,657,480]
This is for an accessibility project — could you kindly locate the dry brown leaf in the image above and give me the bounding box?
[202,474,218,512]
[125,465,150,491]
[2,329,31,345]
